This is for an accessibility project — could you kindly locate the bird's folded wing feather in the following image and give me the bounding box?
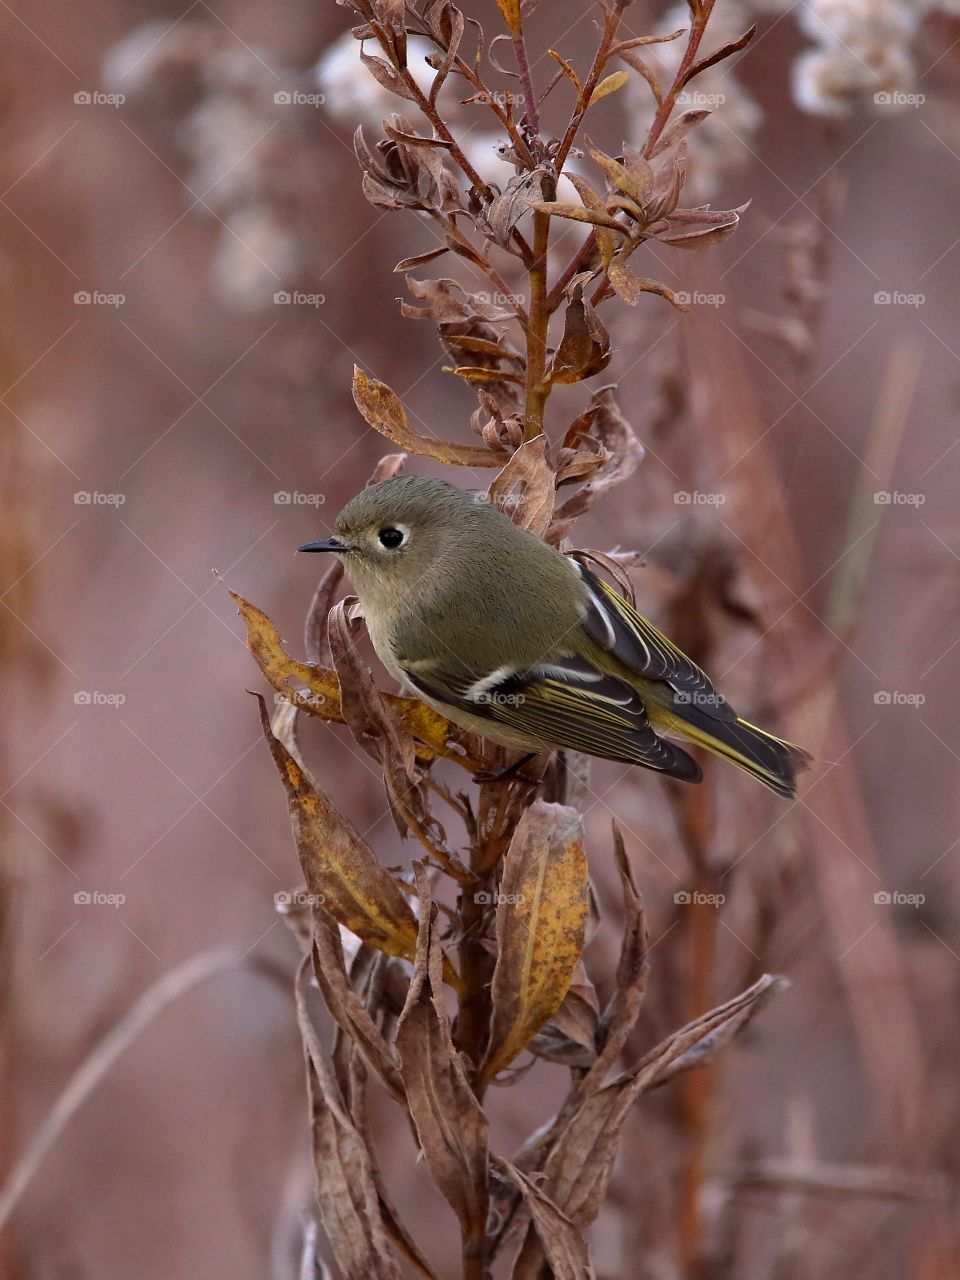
[399,653,701,778]
[575,562,736,721]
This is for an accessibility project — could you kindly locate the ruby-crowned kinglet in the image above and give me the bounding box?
[299,475,809,797]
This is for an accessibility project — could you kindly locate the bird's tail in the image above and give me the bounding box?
[660,705,811,798]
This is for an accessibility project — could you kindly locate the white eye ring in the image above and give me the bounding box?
[377,524,409,550]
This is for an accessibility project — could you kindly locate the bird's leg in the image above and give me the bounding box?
[471,750,538,785]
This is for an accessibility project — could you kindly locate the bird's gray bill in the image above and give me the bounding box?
[298,537,345,553]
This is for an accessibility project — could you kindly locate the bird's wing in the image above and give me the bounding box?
[399,653,702,781]
[574,561,736,721]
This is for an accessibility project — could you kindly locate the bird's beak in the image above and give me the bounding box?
[297,536,348,554]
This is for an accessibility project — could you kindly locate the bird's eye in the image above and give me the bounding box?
[378,527,405,549]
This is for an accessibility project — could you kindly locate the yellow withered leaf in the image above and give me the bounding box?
[256,695,464,992]
[479,802,589,1084]
[352,367,500,468]
[589,71,629,104]
[232,592,483,772]
[494,0,522,35]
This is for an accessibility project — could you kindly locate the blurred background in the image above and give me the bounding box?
[2,0,959,1276]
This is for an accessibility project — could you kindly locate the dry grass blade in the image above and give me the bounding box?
[396,865,489,1259]
[479,802,589,1085]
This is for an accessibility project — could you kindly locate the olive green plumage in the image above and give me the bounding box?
[299,475,809,798]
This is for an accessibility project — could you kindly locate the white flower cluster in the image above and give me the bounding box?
[791,0,921,116]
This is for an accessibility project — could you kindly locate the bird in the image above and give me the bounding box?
[298,475,809,797]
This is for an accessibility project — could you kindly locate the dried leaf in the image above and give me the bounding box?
[479,802,589,1084]
[565,174,618,267]
[233,593,483,771]
[648,108,711,159]
[487,436,556,537]
[353,366,500,467]
[394,246,450,272]
[651,202,748,249]
[548,48,582,97]
[589,70,628,104]
[359,49,417,102]
[552,387,645,528]
[529,201,625,234]
[311,914,405,1100]
[256,694,432,970]
[683,23,757,85]
[295,958,406,1280]
[396,865,489,1237]
[610,29,686,55]
[550,285,611,384]
[498,1159,594,1280]
[494,0,522,35]
[485,171,544,247]
[446,365,524,386]
[537,975,789,1228]
[578,825,647,1092]
[608,263,688,310]
[529,960,599,1068]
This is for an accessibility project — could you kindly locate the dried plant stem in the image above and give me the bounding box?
[512,29,540,133]
[523,201,553,437]
[643,0,719,159]
[554,1,628,174]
